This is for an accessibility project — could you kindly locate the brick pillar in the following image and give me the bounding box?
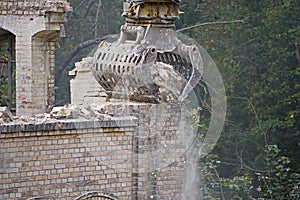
[15,35,56,116]
[15,36,33,115]
[31,35,54,114]
[47,41,56,111]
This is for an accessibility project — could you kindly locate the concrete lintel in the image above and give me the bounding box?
[0,15,65,37]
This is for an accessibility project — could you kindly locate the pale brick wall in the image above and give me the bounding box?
[47,41,56,110]
[0,0,72,116]
[0,119,136,200]
[31,36,56,113]
[0,0,71,16]
[69,57,106,107]
[0,102,187,200]
[106,102,186,199]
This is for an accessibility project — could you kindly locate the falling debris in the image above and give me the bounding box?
[152,61,186,101]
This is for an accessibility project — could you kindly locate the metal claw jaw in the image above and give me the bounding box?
[91,24,203,103]
[176,42,204,101]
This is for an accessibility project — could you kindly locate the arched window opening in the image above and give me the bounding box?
[0,29,16,113]
[74,191,117,200]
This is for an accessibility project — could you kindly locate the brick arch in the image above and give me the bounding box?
[26,197,52,200]
[74,192,118,200]
[0,27,15,36]
[0,17,17,36]
[33,29,64,41]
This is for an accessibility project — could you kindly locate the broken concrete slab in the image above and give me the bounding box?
[50,103,112,121]
[0,107,14,124]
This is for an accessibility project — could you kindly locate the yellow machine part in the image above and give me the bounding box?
[123,0,180,26]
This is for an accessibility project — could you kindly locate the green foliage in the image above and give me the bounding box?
[200,154,253,200]
[0,43,9,107]
[200,145,300,199]
[185,0,300,199]
[0,75,8,106]
[0,0,298,199]
[190,0,300,176]
[55,0,124,105]
[257,145,300,199]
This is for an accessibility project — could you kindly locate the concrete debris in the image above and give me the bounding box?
[0,107,14,124]
[34,113,52,122]
[90,103,112,120]
[152,62,186,101]
[74,57,94,73]
[0,103,112,125]
[79,103,112,120]
[19,116,30,123]
[50,105,71,119]
[80,107,91,118]
[51,104,112,120]
[88,103,109,115]
[17,114,55,124]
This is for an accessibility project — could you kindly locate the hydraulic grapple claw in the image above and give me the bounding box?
[92,0,203,103]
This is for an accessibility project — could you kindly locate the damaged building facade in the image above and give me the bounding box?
[0,0,72,116]
[1,0,203,199]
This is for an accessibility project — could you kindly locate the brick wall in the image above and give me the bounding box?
[0,0,72,115]
[30,36,56,113]
[0,119,136,200]
[47,41,56,111]
[0,102,187,199]
[0,0,71,16]
[106,102,186,199]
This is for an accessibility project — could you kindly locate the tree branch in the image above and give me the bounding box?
[56,34,119,81]
[176,19,244,32]
[236,147,267,173]
[94,0,102,37]
[296,41,300,65]
[84,0,95,18]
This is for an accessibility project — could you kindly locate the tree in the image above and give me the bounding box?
[200,145,300,199]
[55,0,123,105]
[258,145,300,199]
[182,0,300,198]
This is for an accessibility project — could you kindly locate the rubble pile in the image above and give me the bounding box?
[0,103,112,125]
[152,61,186,101]
[0,107,14,123]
